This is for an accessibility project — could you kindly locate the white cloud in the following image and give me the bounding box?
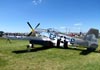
[32,0,42,5]
[74,22,82,26]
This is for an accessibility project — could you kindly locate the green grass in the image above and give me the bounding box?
[0,38,100,70]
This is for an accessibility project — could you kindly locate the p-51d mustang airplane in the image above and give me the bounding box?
[4,22,99,51]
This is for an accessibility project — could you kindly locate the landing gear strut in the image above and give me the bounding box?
[27,44,34,51]
[63,40,68,49]
[57,39,61,47]
[56,36,68,49]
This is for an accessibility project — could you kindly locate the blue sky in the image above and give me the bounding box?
[0,0,100,33]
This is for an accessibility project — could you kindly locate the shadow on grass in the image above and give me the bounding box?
[80,50,100,55]
[12,46,53,54]
[80,50,93,55]
[54,47,100,55]
[12,46,100,55]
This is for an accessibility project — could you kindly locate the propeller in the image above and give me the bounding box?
[34,23,40,29]
[27,22,40,36]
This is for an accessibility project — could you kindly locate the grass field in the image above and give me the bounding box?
[0,38,100,70]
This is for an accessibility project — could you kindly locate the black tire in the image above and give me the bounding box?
[31,44,34,48]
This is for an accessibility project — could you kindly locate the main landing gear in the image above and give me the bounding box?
[27,44,34,51]
[57,36,68,49]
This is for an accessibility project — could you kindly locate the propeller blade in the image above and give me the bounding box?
[27,32,32,36]
[27,22,34,30]
[34,23,40,29]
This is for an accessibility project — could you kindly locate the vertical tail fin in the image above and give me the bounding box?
[84,28,99,40]
[83,28,99,51]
